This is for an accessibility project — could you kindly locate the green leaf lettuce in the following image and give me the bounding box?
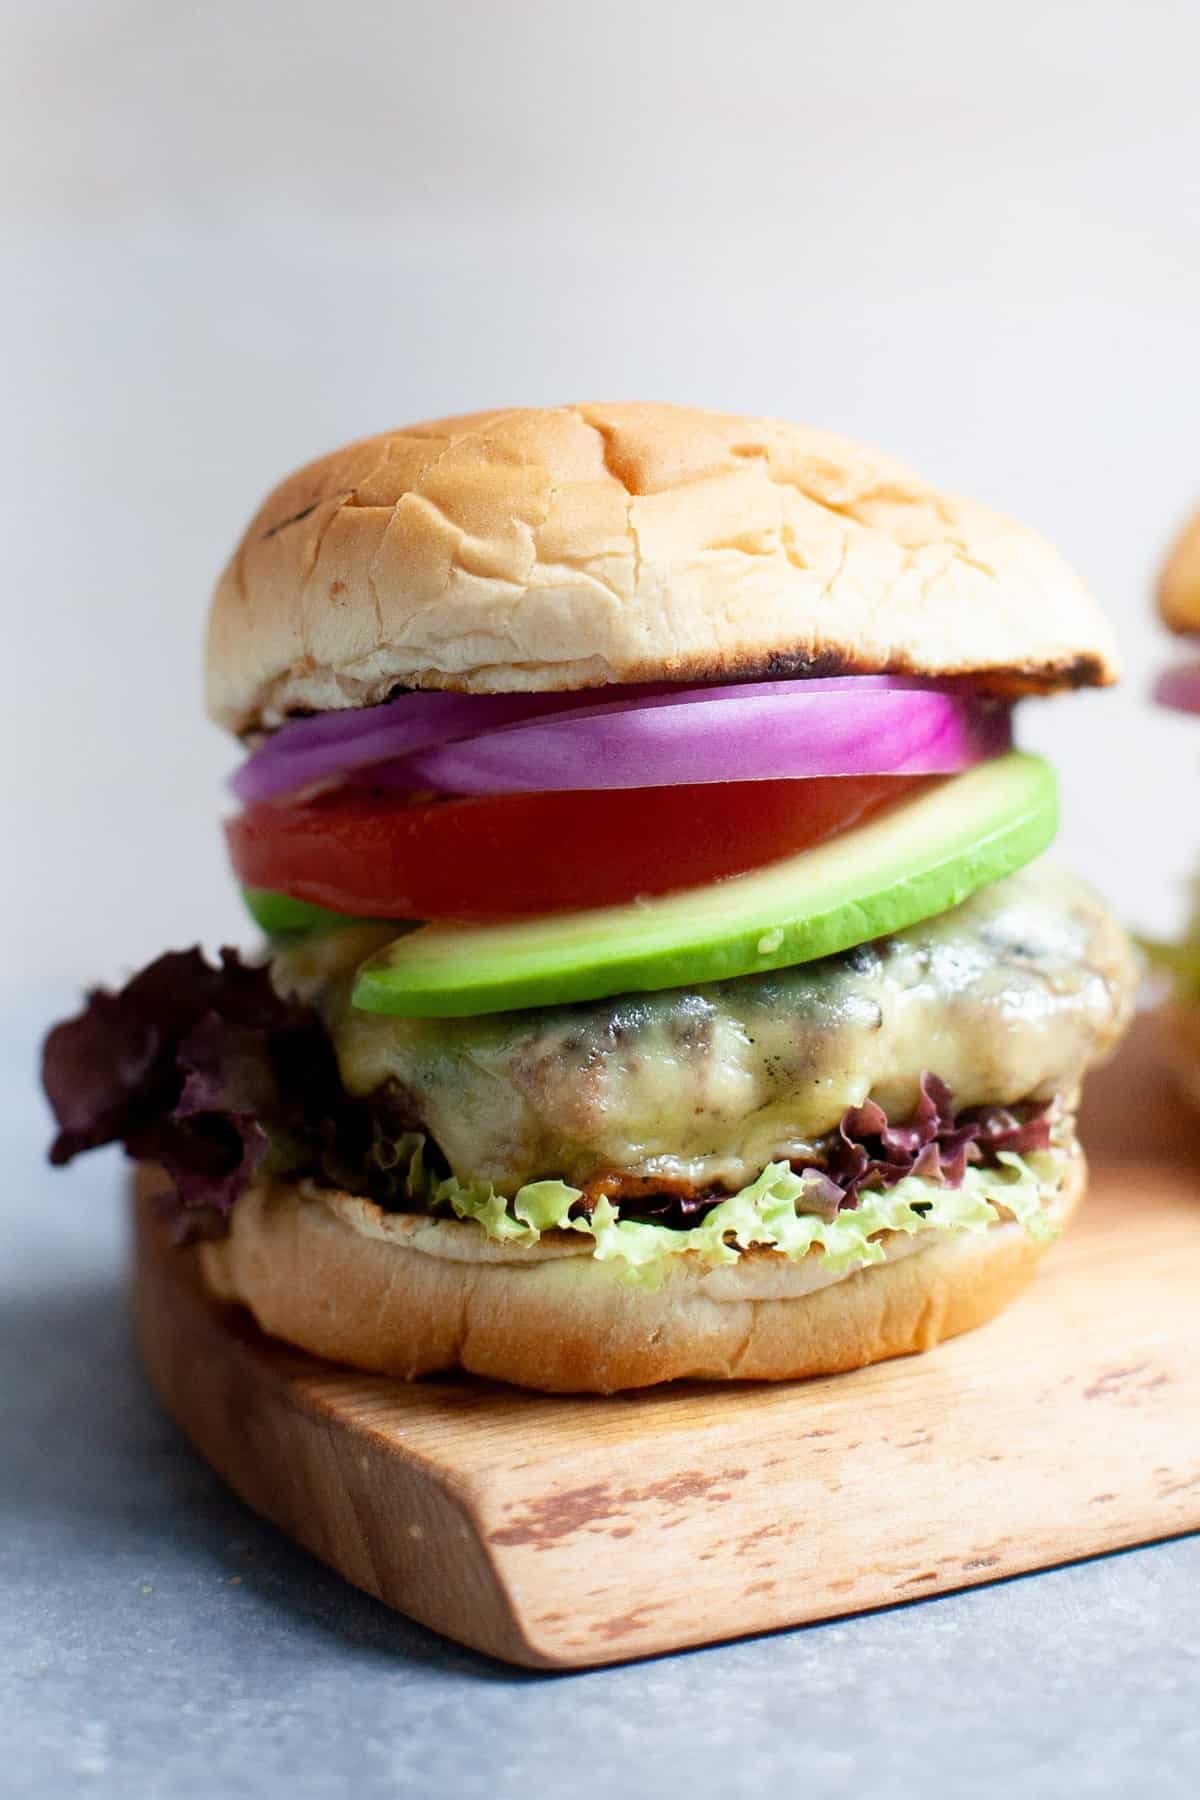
[437,1148,1065,1286]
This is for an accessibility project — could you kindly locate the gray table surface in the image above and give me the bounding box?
[6,997,1199,1800]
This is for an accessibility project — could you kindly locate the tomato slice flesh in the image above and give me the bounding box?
[225,777,931,922]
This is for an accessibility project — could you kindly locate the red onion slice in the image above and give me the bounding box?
[230,690,593,806]
[407,683,1011,793]
[1154,662,1200,715]
[231,676,1010,802]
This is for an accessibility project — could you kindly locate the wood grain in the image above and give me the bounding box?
[131,1015,1200,1669]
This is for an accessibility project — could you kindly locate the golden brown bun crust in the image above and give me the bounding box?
[197,1153,1083,1394]
[206,404,1118,733]
[1159,509,1200,634]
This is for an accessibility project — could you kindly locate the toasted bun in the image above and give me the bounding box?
[1159,508,1200,634]
[206,404,1118,733]
[196,1152,1083,1394]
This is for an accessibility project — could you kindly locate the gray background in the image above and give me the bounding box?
[6,4,1200,1794]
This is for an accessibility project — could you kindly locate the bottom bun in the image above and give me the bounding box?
[1158,1001,1200,1116]
[197,1151,1084,1394]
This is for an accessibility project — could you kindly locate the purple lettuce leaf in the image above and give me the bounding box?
[607,1074,1053,1231]
[42,949,375,1242]
[825,1071,1051,1210]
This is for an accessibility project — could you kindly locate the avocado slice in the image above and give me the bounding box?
[351,752,1057,1019]
[241,886,367,937]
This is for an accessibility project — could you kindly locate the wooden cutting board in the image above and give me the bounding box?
[131,1015,1200,1669]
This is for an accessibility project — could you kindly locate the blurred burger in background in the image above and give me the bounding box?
[1148,506,1200,1108]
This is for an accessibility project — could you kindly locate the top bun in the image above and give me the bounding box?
[206,403,1119,733]
[1158,507,1200,634]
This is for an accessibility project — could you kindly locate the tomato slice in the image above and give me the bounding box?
[225,777,931,922]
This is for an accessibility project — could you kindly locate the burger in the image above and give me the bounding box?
[42,404,1135,1393]
[1148,504,1200,1107]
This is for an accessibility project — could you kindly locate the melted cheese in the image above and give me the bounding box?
[274,861,1134,1193]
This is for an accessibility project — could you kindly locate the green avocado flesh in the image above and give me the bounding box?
[351,752,1058,1019]
[241,887,365,936]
